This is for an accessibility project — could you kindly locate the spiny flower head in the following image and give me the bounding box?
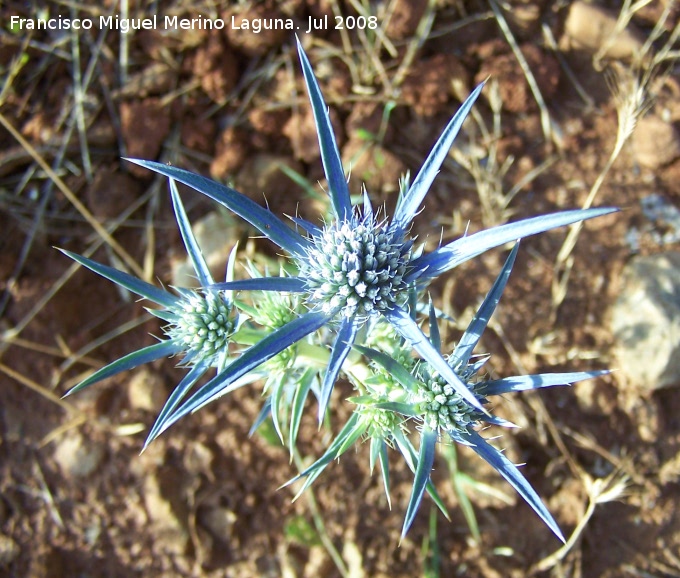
[412,365,485,432]
[360,405,403,440]
[166,289,236,365]
[301,213,412,318]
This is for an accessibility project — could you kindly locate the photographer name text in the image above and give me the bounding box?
[10,14,378,34]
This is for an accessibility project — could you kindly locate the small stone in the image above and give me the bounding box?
[611,252,680,391]
[475,41,558,114]
[562,1,645,61]
[183,441,214,475]
[659,450,680,485]
[198,506,236,540]
[87,165,142,220]
[0,534,19,566]
[224,5,288,56]
[402,54,468,117]
[633,114,680,170]
[53,431,105,478]
[384,0,428,40]
[143,474,188,555]
[192,34,239,103]
[127,367,166,412]
[210,126,250,179]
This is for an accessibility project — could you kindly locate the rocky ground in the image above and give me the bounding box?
[1,1,680,577]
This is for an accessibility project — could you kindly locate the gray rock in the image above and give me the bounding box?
[611,252,680,390]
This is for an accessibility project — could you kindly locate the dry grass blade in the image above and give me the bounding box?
[58,314,151,378]
[552,0,679,309]
[489,0,553,145]
[593,0,653,69]
[530,470,630,574]
[389,0,437,91]
[542,23,595,111]
[551,70,649,309]
[0,113,145,279]
[0,362,78,415]
[0,183,154,351]
[69,10,93,182]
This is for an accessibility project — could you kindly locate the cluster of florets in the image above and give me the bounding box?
[362,405,402,438]
[250,288,299,330]
[166,291,235,364]
[301,215,412,318]
[414,367,485,432]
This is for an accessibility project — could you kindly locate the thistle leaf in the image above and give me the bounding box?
[153,311,331,438]
[409,208,619,282]
[66,340,182,396]
[249,396,272,437]
[460,429,565,543]
[125,160,310,257]
[354,344,420,393]
[451,242,519,368]
[385,306,484,411]
[296,37,351,220]
[318,316,360,423]
[144,358,211,448]
[479,370,611,396]
[428,296,441,352]
[59,249,179,309]
[169,179,213,287]
[289,368,316,457]
[402,428,437,539]
[209,277,307,292]
[394,82,485,230]
[269,372,288,444]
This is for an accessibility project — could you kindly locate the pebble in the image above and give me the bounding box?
[633,114,680,170]
[0,534,19,566]
[53,431,105,478]
[143,474,188,555]
[127,367,166,412]
[198,506,236,540]
[562,1,644,61]
[610,251,680,391]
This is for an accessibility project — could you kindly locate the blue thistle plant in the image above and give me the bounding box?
[123,38,616,441]
[286,242,608,541]
[58,37,617,544]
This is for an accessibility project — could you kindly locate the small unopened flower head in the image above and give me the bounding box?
[415,367,485,432]
[250,287,299,330]
[301,214,412,318]
[166,291,236,364]
[361,405,402,439]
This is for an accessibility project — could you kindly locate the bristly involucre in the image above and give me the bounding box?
[414,366,485,432]
[300,213,413,318]
[166,291,235,364]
